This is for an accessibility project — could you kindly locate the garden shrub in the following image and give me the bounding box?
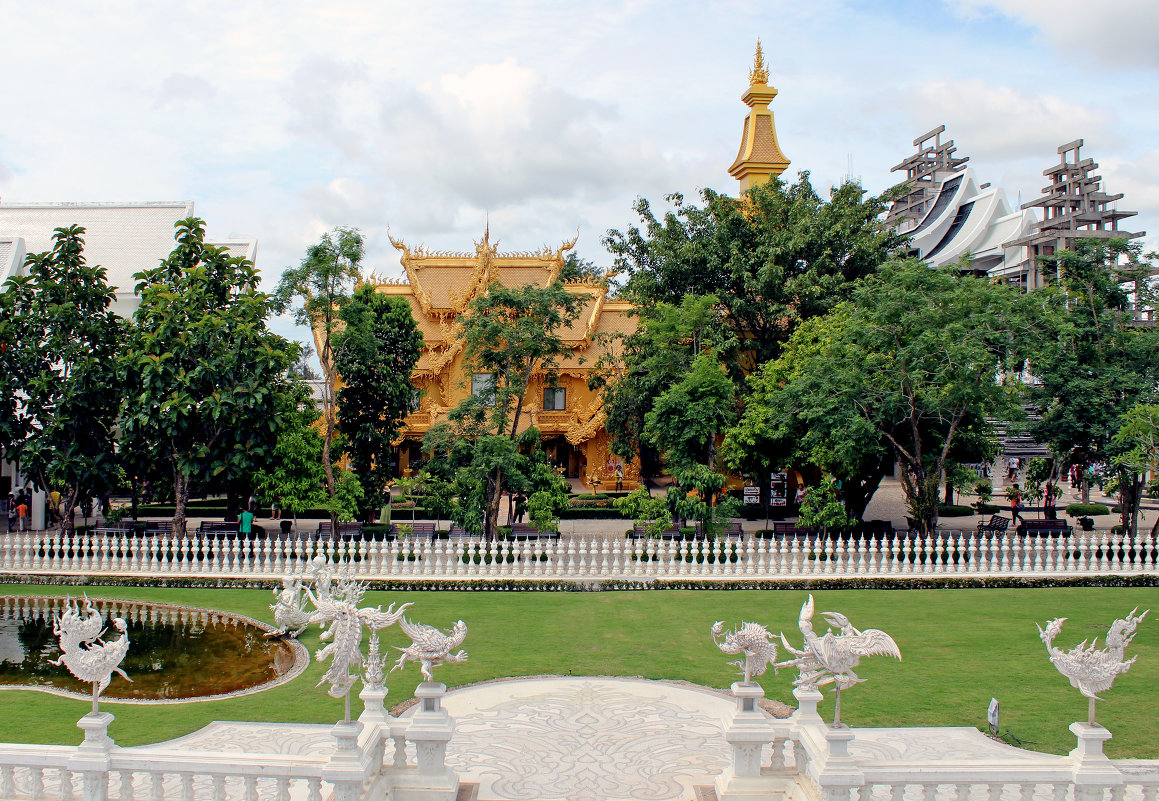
[1066,503,1111,517]
[938,504,975,517]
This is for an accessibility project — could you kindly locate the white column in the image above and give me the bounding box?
[715,681,783,801]
[1069,723,1122,801]
[69,711,115,801]
[391,682,459,801]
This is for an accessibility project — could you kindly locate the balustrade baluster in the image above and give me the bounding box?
[29,766,44,799]
[888,783,904,801]
[118,769,135,801]
[243,775,258,801]
[275,776,291,801]
[307,776,323,801]
[1019,782,1036,801]
[209,774,226,801]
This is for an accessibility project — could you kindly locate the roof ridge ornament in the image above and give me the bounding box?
[749,39,768,85]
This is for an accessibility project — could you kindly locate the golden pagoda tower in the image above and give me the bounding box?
[728,40,790,191]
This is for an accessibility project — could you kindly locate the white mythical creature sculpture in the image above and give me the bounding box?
[266,577,311,638]
[390,617,469,683]
[1037,608,1148,725]
[711,620,778,684]
[777,594,901,726]
[50,596,132,713]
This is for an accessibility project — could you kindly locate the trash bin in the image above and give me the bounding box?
[280,520,293,536]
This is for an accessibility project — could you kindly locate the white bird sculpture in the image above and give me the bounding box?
[391,617,469,683]
[1037,608,1148,725]
[711,620,778,684]
[777,594,901,726]
[50,596,132,714]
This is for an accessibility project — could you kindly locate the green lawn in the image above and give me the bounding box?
[2,584,1157,758]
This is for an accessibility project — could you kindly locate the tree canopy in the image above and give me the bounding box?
[0,225,123,531]
[121,217,297,535]
[333,283,423,514]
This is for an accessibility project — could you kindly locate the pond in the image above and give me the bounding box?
[0,596,307,702]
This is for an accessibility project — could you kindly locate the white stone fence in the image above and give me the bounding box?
[1,529,1156,582]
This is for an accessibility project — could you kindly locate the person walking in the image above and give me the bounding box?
[5,495,15,533]
[15,498,30,532]
[239,507,255,538]
[615,462,624,491]
[1009,485,1023,526]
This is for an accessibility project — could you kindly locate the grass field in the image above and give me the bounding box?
[1,584,1157,758]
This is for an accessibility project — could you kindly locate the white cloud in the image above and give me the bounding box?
[946,0,1159,69]
[899,79,1116,164]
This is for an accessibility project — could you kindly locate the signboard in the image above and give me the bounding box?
[743,486,760,505]
[769,472,788,507]
[987,698,1000,733]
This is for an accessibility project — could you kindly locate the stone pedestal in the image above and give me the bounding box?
[814,727,863,801]
[323,720,368,801]
[715,682,784,801]
[392,682,459,801]
[69,712,115,801]
[792,687,825,727]
[1069,723,1122,801]
[359,685,389,726]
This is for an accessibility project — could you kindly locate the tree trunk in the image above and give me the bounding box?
[60,487,78,536]
[485,467,503,540]
[173,468,190,538]
[1081,476,1091,504]
[943,481,954,506]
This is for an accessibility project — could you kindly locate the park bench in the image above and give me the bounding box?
[199,521,240,537]
[628,523,679,539]
[714,521,743,538]
[317,521,364,540]
[142,520,174,537]
[1018,519,1071,537]
[391,522,435,538]
[508,523,561,540]
[850,520,893,539]
[771,522,819,537]
[976,515,1010,536]
[94,520,136,535]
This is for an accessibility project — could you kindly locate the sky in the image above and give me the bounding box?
[2,0,1157,345]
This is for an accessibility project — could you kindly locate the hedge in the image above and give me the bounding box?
[1066,503,1112,517]
[938,504,975,517]
[559,508,627,519]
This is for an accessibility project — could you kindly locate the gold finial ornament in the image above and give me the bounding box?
[729,37,789,190]
[749,39,768,85]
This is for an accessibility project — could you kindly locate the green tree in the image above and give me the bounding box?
[1111,404,1159,536]
[272,227,363,530]
[333,283,423,516]
[1025,239,1159,505]
[0,226,123,532]
[605,175,906,372]
[424,281,581,538]
[121,218,297,536]
[253,383,326,523]
[733,260,1028,532]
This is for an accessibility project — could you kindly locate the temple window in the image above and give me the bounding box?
[543,386,566,411]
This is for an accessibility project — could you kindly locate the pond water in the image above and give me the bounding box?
[0,596,305,702]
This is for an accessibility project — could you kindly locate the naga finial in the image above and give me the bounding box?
[749,39,769,85]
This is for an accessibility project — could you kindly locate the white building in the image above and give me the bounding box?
[0,200,257,528]
[887,128,1143,290]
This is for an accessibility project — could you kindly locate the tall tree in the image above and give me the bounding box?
[0,226,123,532]
[424,281,580,538]
[121,217,297,536]
[253,381,327,524]
[272,227,363,529]
[731,260,1029,532]
[1025,238,1159,505]
[333,283,423,516]
[605,175,906,372]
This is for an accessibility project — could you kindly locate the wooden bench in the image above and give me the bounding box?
[771,522,819,537]
[717,521,744,538]
[1018,519,1071,537]
[142,520,174,537]
[508,524,561,540]
[95,520,136,535]
[977,515,1010,536]
[391,522,435,538]
[199,521,240,537]
[317,521,364,540]
[629,523,680,539]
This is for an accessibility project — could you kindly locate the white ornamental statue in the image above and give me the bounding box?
[777,594,901,726]
[1037,608,1148,725]
[267,576,311,638]
[50,596,132,714]
[711,621,777,684]
[391,617,469,683]
[305,557,412,720]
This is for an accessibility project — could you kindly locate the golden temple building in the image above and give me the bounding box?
[369,228,640,490]
[728,39,790,190]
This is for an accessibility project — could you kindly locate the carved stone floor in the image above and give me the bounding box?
[401,677,736,801]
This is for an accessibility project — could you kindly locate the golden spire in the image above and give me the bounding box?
[749,39,768,85]
[729,38,789,191]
